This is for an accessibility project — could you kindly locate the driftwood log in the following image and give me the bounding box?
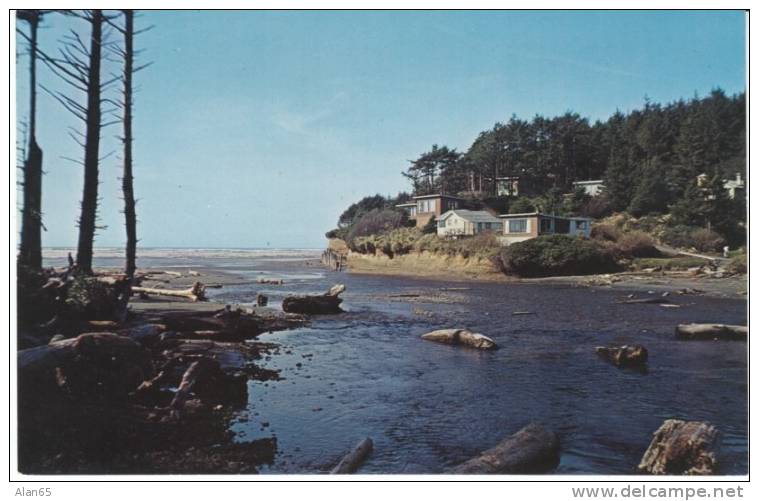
[618,297,672,305]
[168,357,225,420]
[595,345,648,368]
[330,437,374,474]
[638,419,720,475]
[132,281,207,302]
[450,423,560,474]
[257,277,284,285]
[282,284,346,314]
[675,324,747,341]
[421,329,498,350]
[18,332,153,398]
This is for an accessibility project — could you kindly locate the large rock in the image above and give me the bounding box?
[450,423,560,474]
[421,329,497,350]
[638,419,720,475]
[595,345,648,368]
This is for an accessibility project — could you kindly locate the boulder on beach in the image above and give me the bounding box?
[450,423,560,474]
[638,419,720,475]
[421,329,498,350]
[595,344,648,368]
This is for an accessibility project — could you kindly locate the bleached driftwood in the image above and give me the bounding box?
[421,329,498,350]
[450,423,559,474]
[282,284,346,314]
[132,281,207,302]
[330,437,374,474]
[675,323,747,341]
[618,297,672,305]
[638,419,720,475]
[168,357,222,419]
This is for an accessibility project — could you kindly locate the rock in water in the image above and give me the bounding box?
[451,423,560,474]
[595,345,648,368]
[421,329,497,350]
[638,420,720,475]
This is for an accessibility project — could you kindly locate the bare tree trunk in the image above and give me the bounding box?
[76,10,103,274]
[121,10,137,278]
[18,10,43,270]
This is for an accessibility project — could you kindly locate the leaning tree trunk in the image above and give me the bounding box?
[76,10,103,275]
[18,11,43,270]
[121,10,137,278]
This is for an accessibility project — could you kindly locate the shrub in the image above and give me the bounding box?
[689,228,726,253]
[508,196,536,214]
[421,215,437,234]
[590,223,621,242]
[613,231,660,258]
[413,232,501,260]
[497,235,618,277]
[726,253,747,274]
[347,209,405,242]
[660,225,726,253]
[579,193,613,219]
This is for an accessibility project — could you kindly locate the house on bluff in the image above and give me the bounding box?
[499,212,592,245]
[396,194,466,229]
[436,210,503,237]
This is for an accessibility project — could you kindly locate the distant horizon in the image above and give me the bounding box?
[15,10,746,249]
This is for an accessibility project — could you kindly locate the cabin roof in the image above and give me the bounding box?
[440,210,503,224]
[498,212,592,221]
[412,193,465,200]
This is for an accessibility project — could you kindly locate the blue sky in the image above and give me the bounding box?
[15,10,746,249]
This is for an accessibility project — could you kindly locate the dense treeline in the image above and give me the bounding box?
[331,89,746,247]
[403,89,744,208]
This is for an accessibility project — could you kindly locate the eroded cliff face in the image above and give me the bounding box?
[344,250,503,281]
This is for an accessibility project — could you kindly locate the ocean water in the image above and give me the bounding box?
[42,248,749,474]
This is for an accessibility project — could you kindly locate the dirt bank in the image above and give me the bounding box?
[347,251,504,282]
[344,251,747,299]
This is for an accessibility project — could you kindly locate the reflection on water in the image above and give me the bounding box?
[44,249,748,474]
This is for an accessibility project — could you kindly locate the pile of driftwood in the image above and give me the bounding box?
[16,280,314,475]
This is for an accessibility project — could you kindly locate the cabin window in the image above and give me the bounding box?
[575,220,588,230]
[555,219,570,233]
[508,219,527,233]
[485,222,492,230]
[540,218,552,233]
[417,199,437,213]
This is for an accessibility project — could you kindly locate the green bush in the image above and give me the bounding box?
[660,225,726,253]
[421,215,437,234]
[497,235,619,277]
[347,209,405,243]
